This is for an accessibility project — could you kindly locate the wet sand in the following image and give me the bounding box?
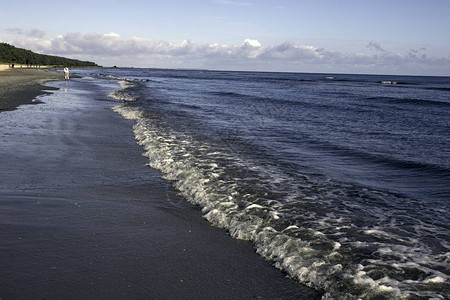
[0,68,61,111]
[0,77,321,299]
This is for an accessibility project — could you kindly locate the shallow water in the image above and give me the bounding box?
[77,68,449,299]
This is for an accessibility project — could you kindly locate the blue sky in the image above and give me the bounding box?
[2,0,450,75]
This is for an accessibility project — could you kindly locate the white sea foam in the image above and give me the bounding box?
[112,105,144,120]
[107,79,138,102]
[108,90,137,102]
[118,80,135,89]
[423,276,446,284]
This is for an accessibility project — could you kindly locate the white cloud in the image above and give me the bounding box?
[259,42,323,61]
[243,39,261,48]
[5,31,450,75]
[104,32,120,38]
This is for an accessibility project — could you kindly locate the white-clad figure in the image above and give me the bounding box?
[64,67,70,81]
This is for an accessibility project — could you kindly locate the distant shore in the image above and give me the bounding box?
[0,64,54,71]
[0,68,62,111]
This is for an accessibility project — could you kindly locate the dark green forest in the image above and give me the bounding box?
[0,43,98,67]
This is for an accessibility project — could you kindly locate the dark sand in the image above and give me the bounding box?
[0,68,62,111]
[0,76,321,299]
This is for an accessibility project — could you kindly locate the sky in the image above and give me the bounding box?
[1,0,450,75]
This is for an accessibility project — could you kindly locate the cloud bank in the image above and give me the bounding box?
[5,31,450,75]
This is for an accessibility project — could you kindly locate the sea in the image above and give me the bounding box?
[75,68,449,299]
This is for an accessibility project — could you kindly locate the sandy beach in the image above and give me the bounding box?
[0,68,61,111]
[0,72,321,299]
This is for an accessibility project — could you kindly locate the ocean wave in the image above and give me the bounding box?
[97,73,150,83]
[107,80,139,102]
[108,90,138,102]
[365,96,450,107]
[102,70,450,299]
[112,104,145,120]
[112,100,450,299]
[427,87,450,92]
[316,138,450,178]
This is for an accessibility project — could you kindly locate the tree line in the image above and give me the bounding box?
[0,43,98,67]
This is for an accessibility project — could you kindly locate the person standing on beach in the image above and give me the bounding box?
[64,67,70,81]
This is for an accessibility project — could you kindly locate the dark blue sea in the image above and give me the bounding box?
[77,68,450,299]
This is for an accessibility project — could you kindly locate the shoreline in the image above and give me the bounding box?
[0,68,62,111]
[0,76,321,299]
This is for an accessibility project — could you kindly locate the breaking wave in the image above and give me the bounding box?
[104,72,450,300]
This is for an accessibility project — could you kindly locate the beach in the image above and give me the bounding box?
[0,71,321,299]
[0,68,61,111]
